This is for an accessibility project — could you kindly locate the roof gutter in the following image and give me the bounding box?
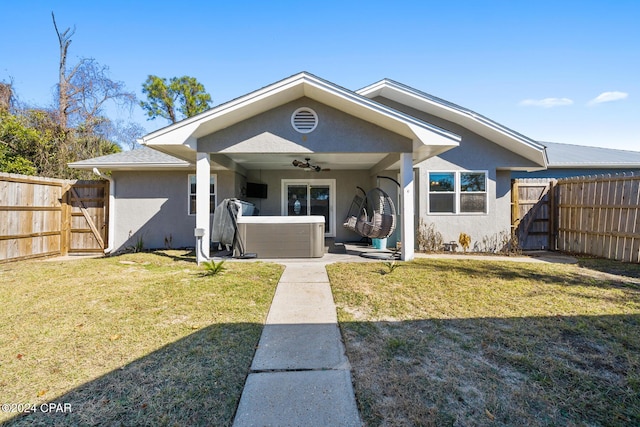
[92,168,115,255]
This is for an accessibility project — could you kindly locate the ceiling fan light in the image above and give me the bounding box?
[292,157,323,172]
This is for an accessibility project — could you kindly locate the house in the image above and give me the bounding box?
[69,72,639,260]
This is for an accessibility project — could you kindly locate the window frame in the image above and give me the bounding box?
[188,174,217,216]
[427,170,488,215]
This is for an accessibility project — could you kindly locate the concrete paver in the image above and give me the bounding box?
[233,370,361,427]
[251,324,348,371]
[265,282,337,324]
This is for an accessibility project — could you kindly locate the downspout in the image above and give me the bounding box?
[92,168,115,254]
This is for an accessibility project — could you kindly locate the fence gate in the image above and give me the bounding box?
[511,178,556,250]
[0,173,108,262]
[66,181,108,254]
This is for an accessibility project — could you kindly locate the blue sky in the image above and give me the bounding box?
[2,0,638,151]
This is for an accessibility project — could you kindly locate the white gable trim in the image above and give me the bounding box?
[357,79,548,169]
[138,72,461,163]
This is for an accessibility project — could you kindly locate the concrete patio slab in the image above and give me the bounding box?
[251,323,348,371]
[233,370,361,427]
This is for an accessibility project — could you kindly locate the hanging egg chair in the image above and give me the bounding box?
[343,186,396,239]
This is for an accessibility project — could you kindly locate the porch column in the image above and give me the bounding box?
[400,152,415,261]
[196,152,211,262]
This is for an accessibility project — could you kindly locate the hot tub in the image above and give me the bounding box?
[236,216,325,258]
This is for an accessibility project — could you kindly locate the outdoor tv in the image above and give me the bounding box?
[246,182,268,199]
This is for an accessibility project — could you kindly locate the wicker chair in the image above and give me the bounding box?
[343,187,397,239]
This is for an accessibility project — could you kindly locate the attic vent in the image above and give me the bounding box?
[291,107,318,133]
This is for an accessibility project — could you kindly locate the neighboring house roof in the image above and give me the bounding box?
[68,146,192,171]
[542,141,640,168]
[138,71,461,167]
[357,79,547,169]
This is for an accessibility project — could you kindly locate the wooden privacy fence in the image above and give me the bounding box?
[512,173,640,263]
[0,173,109,262]
[556,173,640,263]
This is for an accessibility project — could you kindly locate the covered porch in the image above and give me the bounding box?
[139,72,461,261]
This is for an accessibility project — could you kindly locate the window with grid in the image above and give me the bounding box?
[428,171,487,214]
[188,174,216,215]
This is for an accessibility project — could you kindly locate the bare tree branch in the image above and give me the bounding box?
[52,12,75,129]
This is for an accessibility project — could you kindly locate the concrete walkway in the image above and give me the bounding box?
[232,263,361,427]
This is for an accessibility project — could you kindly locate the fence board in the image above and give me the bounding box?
[0,173,108,263]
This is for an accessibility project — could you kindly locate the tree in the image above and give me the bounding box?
[0,81,12,112]
[0,109,57,176]
[48,12,138,177]
[52,12,74,130]
[52,13,136,134]
[1,13,142,178]
[99,119,146,151]
[140,75,212,123]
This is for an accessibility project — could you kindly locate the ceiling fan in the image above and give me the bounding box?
[291,157,329,172]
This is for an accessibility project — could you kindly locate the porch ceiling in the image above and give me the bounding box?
[211,152,388,171]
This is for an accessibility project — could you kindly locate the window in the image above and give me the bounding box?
[428,171,487,214]
[429,172,455,213]
[188,174,216,215]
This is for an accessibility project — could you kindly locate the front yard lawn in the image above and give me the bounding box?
[328,259,640,426]
[0,251,282,426]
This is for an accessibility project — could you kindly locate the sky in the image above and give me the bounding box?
[1,0,639,151]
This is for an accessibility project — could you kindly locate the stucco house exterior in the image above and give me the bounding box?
[69,72,640,260]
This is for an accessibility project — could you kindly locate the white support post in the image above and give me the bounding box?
[400,152,415,261]
[196,152,211,263]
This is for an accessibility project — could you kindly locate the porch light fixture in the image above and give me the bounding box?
[292,157,323,172]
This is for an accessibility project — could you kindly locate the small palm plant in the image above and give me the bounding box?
[202,260,226,276]
[381,260,401,275]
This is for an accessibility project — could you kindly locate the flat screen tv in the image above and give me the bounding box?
[246,182,268,199]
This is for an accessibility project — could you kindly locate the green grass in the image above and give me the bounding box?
[0,251,283,426]
[328,259,640,426]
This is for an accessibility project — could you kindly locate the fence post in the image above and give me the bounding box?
[60,183,71,256]
[549,179,556,250]
[511,179,519,236]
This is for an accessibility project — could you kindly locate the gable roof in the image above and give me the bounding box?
[68,146,191,171]
[357,79,547,168]
[139,72,461,165]
[542,141,640,168]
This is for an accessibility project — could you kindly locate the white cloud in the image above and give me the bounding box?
[587,91,629,106]
[518,97,574,108]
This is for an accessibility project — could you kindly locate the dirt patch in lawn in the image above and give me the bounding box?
[328,259,640,426]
